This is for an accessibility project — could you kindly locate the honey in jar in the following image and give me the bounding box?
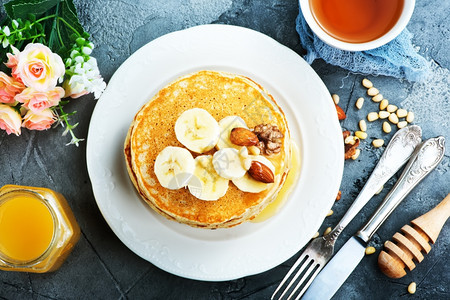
[0,185,80,273]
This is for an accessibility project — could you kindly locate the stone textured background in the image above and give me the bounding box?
[0,0,448,299]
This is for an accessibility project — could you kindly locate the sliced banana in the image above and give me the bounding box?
[154,146,195,189]
[187,155,229,201]
[212,148,247,179]
[216,116,248,150]
[174,108,220,153]
[232,156,275,193]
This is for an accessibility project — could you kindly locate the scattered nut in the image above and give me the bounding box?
[365,246,376,255]
[230,127,259,146]
[254,124,284,155]
[408,282,416,294]
[379,99,389,110]
[386,104,398,113]
[367,87,379,96]
[355,131,368,140]
[355,97,364,110]
[344,135,356,145]
[327,209,334,217]
[367,112,379,122]
[323,227,332,236]
[362,78,373,88]
[359,120,367,132]
[247,161,275,183]
[373,139,384,148]
[397,121,408,129]
[351,149,361,160]
[345,138,360,160]
[332,94,340,105]
[372,94,383,102]
[389,113,399,124]
[396,108,408,118]
[406,111,415,123]
[382,121,392,133]
[312,231,320,239]
[335,104,346,120]
[378,111,390,119]
[336,190,342,201]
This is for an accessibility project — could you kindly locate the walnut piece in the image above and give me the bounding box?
[253,124,284,155]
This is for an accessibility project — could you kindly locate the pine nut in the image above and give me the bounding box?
[372,94,383,102]
[351,149,361,160]
[367,112,379,122]
[389,113,399,124]
[386,104,398,113]
[375,185,383,195]
[332,94,340,105]
[373,139,384,148]
[248,145,261,155]
[408,282,416,294]
[345,135,356,145]
[355,131,368,139]
[312,231,320,238]
[362,78,373,88]
[379,111,390,119]
[367,87,379,96]
[327,209,334,217]
[365,246,376,255]
[323,227,332,236]
[359,120,367,132]
[383,121,392,133]
[355,97,364,109]
[379,99,389,110]
[406,111,415,123]
[396,108,407,118]
[397,121,408,129]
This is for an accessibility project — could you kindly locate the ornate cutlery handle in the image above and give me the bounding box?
[326,126,422,243]
[357,136,446,242]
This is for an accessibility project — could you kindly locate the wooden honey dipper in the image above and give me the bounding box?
[378,193,450,278]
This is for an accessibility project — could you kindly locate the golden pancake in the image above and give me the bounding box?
[125,70,290,228]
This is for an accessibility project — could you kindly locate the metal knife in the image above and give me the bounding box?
[301,136,446,300]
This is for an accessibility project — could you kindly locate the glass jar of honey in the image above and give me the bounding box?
[0,185,80,273]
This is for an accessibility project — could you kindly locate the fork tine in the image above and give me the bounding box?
[271,254,308,299]
[277,258,314,300]
[271,254,309,300]
[291,263,322,300]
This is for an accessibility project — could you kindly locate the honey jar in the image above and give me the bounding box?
[0,185,80,273]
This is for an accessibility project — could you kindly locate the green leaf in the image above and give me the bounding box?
[5,0,60,19]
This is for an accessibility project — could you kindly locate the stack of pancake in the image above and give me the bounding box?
[124,70,290,228]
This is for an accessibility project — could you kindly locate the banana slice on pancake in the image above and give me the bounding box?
[216,116,248,150]
[175,108,220,153]
[188,155,229,201]
[212,148,247,179]
[232,156,275,193]
[154,146,195,189]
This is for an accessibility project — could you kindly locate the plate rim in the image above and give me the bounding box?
[86,24,344,281]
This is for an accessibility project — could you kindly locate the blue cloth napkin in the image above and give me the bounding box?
[296,7,430,82]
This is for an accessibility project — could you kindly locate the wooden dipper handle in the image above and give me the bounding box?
[378,193,450,278]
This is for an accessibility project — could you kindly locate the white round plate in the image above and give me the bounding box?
[87,24,343,281]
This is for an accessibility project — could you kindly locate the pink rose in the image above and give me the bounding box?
[0,71,25,104]
[22,108,56,131]
[8,43,65,91]
[0,104,22,135]
[15,87,65,113]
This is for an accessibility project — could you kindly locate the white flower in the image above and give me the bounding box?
[12,20,19,29]
[64,57,106,99]
[3,26,10,36]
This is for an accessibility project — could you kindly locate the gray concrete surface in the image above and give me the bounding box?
[0,0,449,299]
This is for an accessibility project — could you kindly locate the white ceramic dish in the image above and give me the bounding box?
[299,0,415,51]
[86,24,344,281]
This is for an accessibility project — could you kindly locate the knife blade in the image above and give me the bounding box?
[301,136,445,300]
[301,236,366,300]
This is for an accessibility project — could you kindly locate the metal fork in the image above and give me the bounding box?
[271,125,422,300]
